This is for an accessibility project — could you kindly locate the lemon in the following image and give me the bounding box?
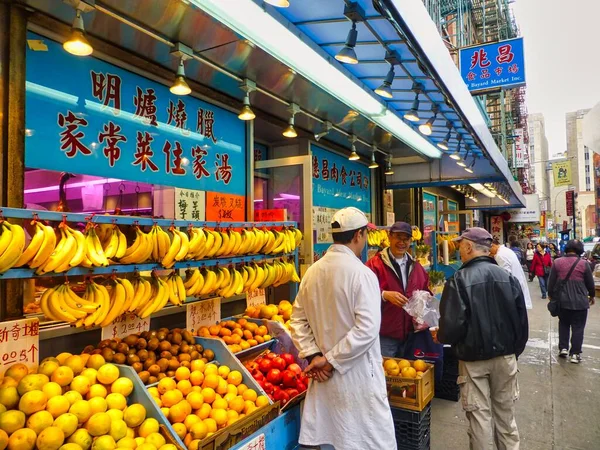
[135,444,157,450]
[42,383,63,400]
[115,438,136,450]
[137,418,159,438]
[66,430,92,450]
[69,377,90,396]
[53,413,79,438]
[69,400,92,424]
[59,444,83,450]
[91,436,116,450]
[105,393,127,411]
[109,420,127,442]
[38,361,60,378]
[7,428,36,450]
[88,397,107,414]
[158,446,176,450]
[0,410,25,435]
[0,429,7,450]
[110,379,133,397]
[80,369,97,386]
[18,390,47,416]
[96,365,119,385]
[55,353,72,365]
[123,405,146,428]
[46,396,71,419]
[18,374,49,396]
[133,439,145,449]
[143,434,164,450]
[86,412,111,437]
[86,385,107,400]
[63,391,83,406]
[26,410,54,435]
[36,427,65,450]
[0,388,19,410]
[106,409,123,422]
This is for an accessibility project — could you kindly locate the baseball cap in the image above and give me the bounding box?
[331,207,369,233]
[453,227,493,246]
[389,221,413,236]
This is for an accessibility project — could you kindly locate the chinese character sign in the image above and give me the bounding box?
[238,434,266,450]
[514,128,525,169]
[246,289,266,309]
[552,161,572,187]
[490,216,504,243]
[25,32,245,195]
[459,38,526,93]
[205,192,245,222]
[186,299,221,333]
[101,314,150,341]
[0,318,40,377]
[174,188,205,221]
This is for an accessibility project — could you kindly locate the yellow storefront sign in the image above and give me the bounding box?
[552,161,571,187]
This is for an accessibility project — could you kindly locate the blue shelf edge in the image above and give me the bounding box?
[229,404,301,450]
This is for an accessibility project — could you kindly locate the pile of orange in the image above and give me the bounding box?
[382,358,429,379]
[147,359,269,447]
[196,319,272,354]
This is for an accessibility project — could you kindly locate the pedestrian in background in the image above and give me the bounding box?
[548,240,595,364]
[548,242,560,260]
[366,221,430,358]
[491,242,533,309]
[526,242,535,282]
[530,243,552,299]
[439,227,528,450]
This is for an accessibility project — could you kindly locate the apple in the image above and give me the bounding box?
[281,353,295,366]
[263,381,274,394]
[274,389,290,406]
[267,368,282,384]
[271,385,282,398]
[296,380,307,393]
[287,363,302,376]
[265,352,278,360]
[285,388,300,399]
[246,361,259,372]
[271,357,287,371]
[281,370,297,388]
[259,359,272,374]
[251,368,265,381]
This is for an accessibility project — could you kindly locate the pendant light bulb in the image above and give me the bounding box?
[238,94,255,121]
[349,145,360,161]
[450,136,463,160]
[170,59,191,96]
[384,158,394,175]
[63,11,93,56]
[438,126,451,150]
[264,0,290,7]
[368,149,379,169]
[404,84,422,122]
[335,22,358,64]
[283,116,297,138]
[419,108,438,136]
[375,66,395,99]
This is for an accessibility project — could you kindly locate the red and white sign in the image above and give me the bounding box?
[102,313,150,341]
[254,209,287,222]
[0,318,40,377]
[186,298,221,333]
[237,434,265,450]
[514,128,524,169]
[490,216,504,243]
[246,289,266,309]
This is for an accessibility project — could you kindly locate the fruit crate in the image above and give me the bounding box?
[392,404,431,450]
[385,359,435,412]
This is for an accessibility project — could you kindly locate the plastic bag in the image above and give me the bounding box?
[403,290,440,331]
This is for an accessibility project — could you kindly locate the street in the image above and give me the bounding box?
[431,280,600,449]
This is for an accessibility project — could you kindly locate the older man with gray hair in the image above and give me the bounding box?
[438,227,529,450]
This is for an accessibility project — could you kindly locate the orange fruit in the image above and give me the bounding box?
[244,400,257,415]
[168,400,191,424]
[203,364,218,376]
[401,367,417,379]
[219,328,232,337]
[186,392,204,410]
[228,396,245,414]
[412,360,428,372]
[171,423,187,440]
[211,398,228,410]
[202,374,219,390]
[190,421,208,440]
[232,328,243,337]
[222,336,233,345]
[197,327,210,338]
[255,326,268,337]
[197,403,211,420]
[175,367,190,381]
[226,384,238,396]
[157,378,177,395]
[242,389,257,403]
[397,359,411,370]
[247,339,258,347]
[190,360,205,373]
[239,341,251,351]
[242,330,253,341]
[216,378,228,396]
[203,418,217,434]
[162,390,184,408]
[189,371,204,387]
[254,336,264,344]
[256,396,269,407]
[208,325,221,336]
[177,380,193,396]
[200,388,216,405]
[237,384,248,395]
[227,371,243,387]
[183,414,200,430]
[209,409,227,426]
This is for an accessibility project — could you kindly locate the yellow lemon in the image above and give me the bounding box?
[158,445,176,450]
[109,420,128,442]
[189,421,208,440]
[55,353,72,365]
[53,413,79,438]
[38,361,60,379]
[18,390,48,415]
[63,391,82,406]
[85,412,111,436]
[115,438,136,450]
[105,393,127,411]
[123,404,146,428]
[226,371,242,387]
[59,444,83,450]
[255,395,269,408]
[18,374,49,395]
[135,445,156,450]
[236,384,248,396]
[36,426,65,450]
[133,439,145,449]
[46,396,71,419]
[242,389,257,403]
[96,365,119,385]
[26,410,54,435]
[42,383,63,400]
[86,384,107,400]
[217,366,230,378]
[143,434,165,450]
[88,397,107,415]
[110,379,133,397]
[105,409,123,422]
[86,355,105,371]
[66,429,92,450]
[90,435,115,450]
[228,396,245,414]
[80,369,97,386]
[7,428,36,450]
[0,410,26,435]
[0,387,19,410]
[215,378,228,396]
[69,400,92,424]
[137,418,159,438]
[69,377,90,396]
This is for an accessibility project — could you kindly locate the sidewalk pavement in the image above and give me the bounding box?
[431,280,600,449]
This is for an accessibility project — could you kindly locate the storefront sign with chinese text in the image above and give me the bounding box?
[254,209,286,222]
[490,216,504,243]
[25,32,246,195]
[246,288,266,308]
[508,194,541,223]
[205,192,245,222]
[174,188,205,221]
[0,318,40,377]
[186,298,221,333]
[514,128,525,168]
[566,190,575,217]
[237,434,265,450]
[459,38,526,93]
[101,314,150,341]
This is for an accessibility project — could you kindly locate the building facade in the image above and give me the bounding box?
[528,113,550,210]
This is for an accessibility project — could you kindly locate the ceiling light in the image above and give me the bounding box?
[283,103,300,138]
[437,124,452,150]
[375,66,394,99]
[348,135,360,160]
[238,79,256,120]
[471,183,495,198]
[170,58,192,95]
[369,147,379,169]
[64,10,93,56]
[314,121,332,141]
[404,83,423,122]
[384,157,394,175]
[335,21,358,64]
[264,0,290,7]
[464,156,476,173]
[418,106,439,136]
[450,135,463,160]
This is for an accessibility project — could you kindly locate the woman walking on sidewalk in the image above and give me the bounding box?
[526,242,535,281]
[548,240,595,364]
[530,243,552,298]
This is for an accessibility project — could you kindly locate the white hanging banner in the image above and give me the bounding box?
[514,128,525,169]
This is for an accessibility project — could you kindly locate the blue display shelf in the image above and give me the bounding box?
[229,404,301,450]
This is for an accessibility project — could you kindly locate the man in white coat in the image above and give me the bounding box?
[291,207,397,450]
[492,243,533,309]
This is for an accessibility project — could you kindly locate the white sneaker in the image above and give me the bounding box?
[559,349,569,358]
[570,354,582,364]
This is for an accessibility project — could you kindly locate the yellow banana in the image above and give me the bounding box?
[37,227,74,274]
[249,264,265,292]
[100,281,127,327]
[161,228,181,268]
[115,227,128,259]
[0,221,25,273]
[174,229,189,261]
[120,227,152,264]
[117,278,135,314]
[85,227,109,267]
[66,226,86,268]
[229,230,243,256]
[219,266,231,290]
[40,287,58,321]
[14,221,45,268]
[29,224,57,269]
[63,284,99,313]
[205,230,222,258]
[198,268,217,296]
[194,228,213,260]
[103,226,120,260]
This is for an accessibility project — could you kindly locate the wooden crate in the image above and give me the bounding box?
[384,359,435,412]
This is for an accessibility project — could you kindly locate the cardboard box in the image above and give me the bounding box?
[385,359,435,412]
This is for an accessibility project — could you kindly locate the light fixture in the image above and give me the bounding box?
[348,135,360,160]
[437,122,452,150]
[471,183,496,198]
[419,106,439,136]
[264,0,290,7]
[457,145,470,167]
[369,146,379,169]
[450,136,463,161]
[64,9,93,56]
[314,121,332,141]
[384,157,394,175]
[283,103,300,138]
[464,155,476,173]
[335,21,359,64]
[238,78,256,120]
[170,58,192,95]
[404,83,423,122]
[375,66,395,99]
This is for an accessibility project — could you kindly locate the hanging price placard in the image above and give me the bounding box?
[237,434,265,450]
[101,313,151,341]
[0,318,40,377]
[246,289,266,309]
[186,298,221,333]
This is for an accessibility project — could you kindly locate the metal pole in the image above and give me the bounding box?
[500,90,507,160]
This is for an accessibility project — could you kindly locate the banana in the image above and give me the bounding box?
[215,230,231,257]
[261,229,277,254]
[0,222,13,258]
[100,281,127,327]
[63,284,99,313]
[244,264,257,292]
[115,227,128,259]
[293,227,303,248]
[40,287,58,321]
[173,229,190,261]
[166,275,179,305]
[219,266,231,290]
[220,268,240,298]
[249,264,265,292]
[85,227,109,267]
[37,227,74,274]
[103,226,120,260]
[187,228,207,259]
[175,273,186,304]
[47,286,80,323]
[129,277,146,312]
[156,226,171,261]
[14,221,45,268]
[29,224,57,269]
[198,268,217,296]
[82,283,101,328]
[117,278,135,314]
[205,230,222,258]
[120,227,153,265]
[150,226,160,262]
[0,221,25,273]
[229,230,243,256]
[161,228,181,268]
[54,285,87,320]
[270,231,287,255]
[64,225,86,268]
[241,266,249,285]
[93,282,112,326]
[139,276,168,318]
[194,228,213,260]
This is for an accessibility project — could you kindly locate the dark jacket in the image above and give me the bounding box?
[366,248,430,341]
[530,251,552,277]
[438,256,529,361]
[548,255,595,310]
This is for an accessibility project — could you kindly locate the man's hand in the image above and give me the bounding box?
[590,297,596,306]
[304,355,334,382]
[383,290,409,307]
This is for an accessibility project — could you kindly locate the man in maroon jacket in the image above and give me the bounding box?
[366,221,430,357]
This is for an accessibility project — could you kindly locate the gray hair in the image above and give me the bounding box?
[472,242,491,254]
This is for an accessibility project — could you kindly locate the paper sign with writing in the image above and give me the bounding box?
[0,318,40,377]
[254,209,286,222]
[386,212,395,227]
[246,289,266,308]
[237,434,265,450]
[174,188,206,221]
[101,314,150,341]
[205,191,245,222]
[186,298,221,333]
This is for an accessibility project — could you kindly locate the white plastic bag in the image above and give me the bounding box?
[403,290,440,331]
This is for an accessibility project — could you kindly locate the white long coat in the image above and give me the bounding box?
[496,245,533,309]
[290,244,397,450]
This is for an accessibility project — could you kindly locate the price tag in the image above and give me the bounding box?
[101,314,150,341]
[0,318,40,377]
[237,434,265,450]
[246,288,266,309]
[186,298,221,333]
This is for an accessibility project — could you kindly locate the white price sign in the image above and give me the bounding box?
[237,434,265,450]
[174,188,205,221]
[186,298,221,333]
[0,318,40,377]
[246,289,266,309]
[101,313,150,341]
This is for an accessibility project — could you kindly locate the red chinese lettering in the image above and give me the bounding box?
[330,163,339,183]
[133,87,158,126]
[312,156,320,179]
[356,172,363,189]
[0,327,8,343]
[494,67,503,76]
[480,69,491,79]
[340,166,348,185]
[254,148,263,162]
[496,44,514,64]
[167,99,188,131]
[162,141,186,175]
[467,72,476,81]
[10,324,20,341]
[133,131,159,172]
[191,145,210,180]
[58,111,92,158]
[91,71,122,112]
[214,153,232,185]
[197,109,218,143]
[28,344,38,364]
[350,170,356,187]
[321,159,330,181]
[23,321,39,337]
[508,63,519,74]
[98,122,127,167]
[470,48,491,69]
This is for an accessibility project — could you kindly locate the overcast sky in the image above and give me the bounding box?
[511,0,600,158]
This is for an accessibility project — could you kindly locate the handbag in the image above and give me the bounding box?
[547,258,579,317]
[544,265,551,277]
